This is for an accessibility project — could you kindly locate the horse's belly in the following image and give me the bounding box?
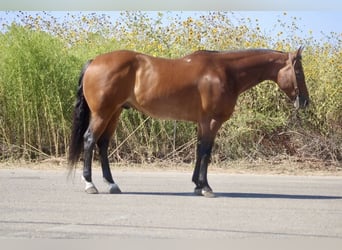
[132,98,199,122]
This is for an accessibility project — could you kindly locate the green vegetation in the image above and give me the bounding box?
[0,11,341,166]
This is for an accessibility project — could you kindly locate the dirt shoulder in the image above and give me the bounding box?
[0,158,341,176]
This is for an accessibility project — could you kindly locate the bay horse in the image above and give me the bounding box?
[68,47,309,197]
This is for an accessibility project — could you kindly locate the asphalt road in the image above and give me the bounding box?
[0,167,342,239]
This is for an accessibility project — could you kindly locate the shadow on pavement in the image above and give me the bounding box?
[122,191,342,199]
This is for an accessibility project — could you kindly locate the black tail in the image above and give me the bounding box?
[68,60,93,167]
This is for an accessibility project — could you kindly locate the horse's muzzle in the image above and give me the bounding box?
[294,95,310,110]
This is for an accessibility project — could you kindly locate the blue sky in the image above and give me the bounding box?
[172,11,341,41]
[1,11,341,43]
[233,11,341,38]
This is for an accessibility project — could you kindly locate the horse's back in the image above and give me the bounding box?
[90,50,140,69]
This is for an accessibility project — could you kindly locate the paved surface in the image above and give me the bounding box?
[0,167,342,239]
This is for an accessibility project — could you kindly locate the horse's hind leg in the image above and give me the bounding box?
[97,109,122,194]
[82,127,98,194]
[82,115,110,194]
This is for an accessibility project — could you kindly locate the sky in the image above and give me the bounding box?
[171,11,342,42]
[0,11,341,43]
[233,11,341,39]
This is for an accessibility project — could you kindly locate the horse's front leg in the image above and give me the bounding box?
[193,139,215,198]
[82,128,98,194]
[192,119,222,198]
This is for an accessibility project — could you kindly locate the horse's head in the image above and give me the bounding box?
[277,46,310,109]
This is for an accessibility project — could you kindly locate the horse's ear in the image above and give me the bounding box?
[296,46,304,58]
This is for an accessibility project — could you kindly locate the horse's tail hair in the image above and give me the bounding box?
[68,59,93,168]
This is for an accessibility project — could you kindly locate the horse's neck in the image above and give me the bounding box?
[221,52,287,94]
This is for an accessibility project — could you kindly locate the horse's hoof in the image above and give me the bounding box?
[194,187,216,198]
[82,176,98,194]
[85,186,99,194]
[202,190,216,198]
[109,183,122,194]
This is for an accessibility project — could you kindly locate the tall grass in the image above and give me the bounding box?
[0,11,341,165]
[0,25,81,159]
